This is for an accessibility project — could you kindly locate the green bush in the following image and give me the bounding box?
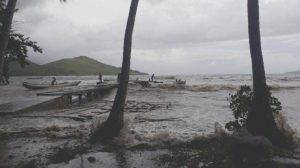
[225,85,282,131]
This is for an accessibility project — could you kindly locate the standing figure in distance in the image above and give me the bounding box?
[150,73,155,82]
[51,77,57,85]
[98,73,103,84]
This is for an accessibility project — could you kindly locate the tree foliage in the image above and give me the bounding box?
[7,33,42,66]
[0,0,42,83]
[225,85,282,131]
[1,0,42,63]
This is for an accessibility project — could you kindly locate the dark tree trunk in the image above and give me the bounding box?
[93,0,139,141]
[0,0,17,85]
[246,0,284,145]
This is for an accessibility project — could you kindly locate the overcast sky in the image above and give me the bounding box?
[13,0,300,75]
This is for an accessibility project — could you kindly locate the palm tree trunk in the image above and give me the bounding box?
[95,0,139,140]
[246,0,284,145]
[0,0,17,85]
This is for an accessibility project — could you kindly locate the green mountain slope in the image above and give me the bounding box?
[10,56,147,76]
[9,60,45,76]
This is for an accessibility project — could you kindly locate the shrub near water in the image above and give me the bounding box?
[225,85,282,131]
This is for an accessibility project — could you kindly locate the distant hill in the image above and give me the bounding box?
[9,56,147,76]
[285,70,300,74]
[9,60,45,76]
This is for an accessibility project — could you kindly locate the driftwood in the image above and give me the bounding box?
[135,117,181,122]
[12,115,89,122]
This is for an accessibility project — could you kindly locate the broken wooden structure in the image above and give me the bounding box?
[37,84,119,105]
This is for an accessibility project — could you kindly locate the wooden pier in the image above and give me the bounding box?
[0,96,64,115]
[37,83,119,104]
[0,83,118,115]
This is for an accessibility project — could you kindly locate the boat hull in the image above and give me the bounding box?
[22,81,81,90]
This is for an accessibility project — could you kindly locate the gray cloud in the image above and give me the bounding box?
[17,0,47,9]
[12,0,300,74]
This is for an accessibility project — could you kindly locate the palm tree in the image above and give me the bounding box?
[92,0,139,141]
[246,0,284,145]
[0,0,17,85]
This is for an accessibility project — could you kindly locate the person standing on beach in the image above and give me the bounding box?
[51,77,57,85]
[150,73,155,82]
[98,73,103,83]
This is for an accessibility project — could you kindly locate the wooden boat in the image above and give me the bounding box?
[134,80,151,87]
[37,83,118,96]
[151,81,164,84]
[22,81,81,90]
[174,79,186,85]
[134,80,164,88]
[37,83,118,105]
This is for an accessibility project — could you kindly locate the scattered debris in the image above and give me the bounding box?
[87,156,96,163]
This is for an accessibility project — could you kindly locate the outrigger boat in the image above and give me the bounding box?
[134,80,164,88]
[22,81,81,90]
[175,79,186,85]
[37,83,119,105]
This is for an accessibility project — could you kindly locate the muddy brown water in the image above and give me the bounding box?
[1,75,300,167]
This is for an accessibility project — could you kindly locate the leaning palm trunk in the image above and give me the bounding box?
[0,0,17,85]
[246,0,284,145]
[92,0,139,141]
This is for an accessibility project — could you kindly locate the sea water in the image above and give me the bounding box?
[6,74,300,139]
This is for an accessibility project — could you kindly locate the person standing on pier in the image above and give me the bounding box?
[98,73,103,84]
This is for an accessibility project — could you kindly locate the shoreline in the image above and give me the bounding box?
[1,76,300,167]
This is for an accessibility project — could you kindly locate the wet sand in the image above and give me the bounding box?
[0,85,176,168]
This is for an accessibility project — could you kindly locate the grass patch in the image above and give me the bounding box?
[155,134,236,168]
[155,133,298,168]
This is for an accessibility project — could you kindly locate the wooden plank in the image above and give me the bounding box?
[0,96,67,115]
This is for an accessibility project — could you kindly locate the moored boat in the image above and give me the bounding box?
[22,81,81,90]
[174,79,186,85]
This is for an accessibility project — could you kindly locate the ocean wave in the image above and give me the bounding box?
[156,84,238,92]
[272,77,300,82]
[269,85,300,90]
[131,82,300,92]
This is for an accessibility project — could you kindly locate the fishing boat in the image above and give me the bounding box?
[174,79,186,85]
[151,80,164,84]
[22,81,81,90]
[37,83,118,104]
[134,80,151,87]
